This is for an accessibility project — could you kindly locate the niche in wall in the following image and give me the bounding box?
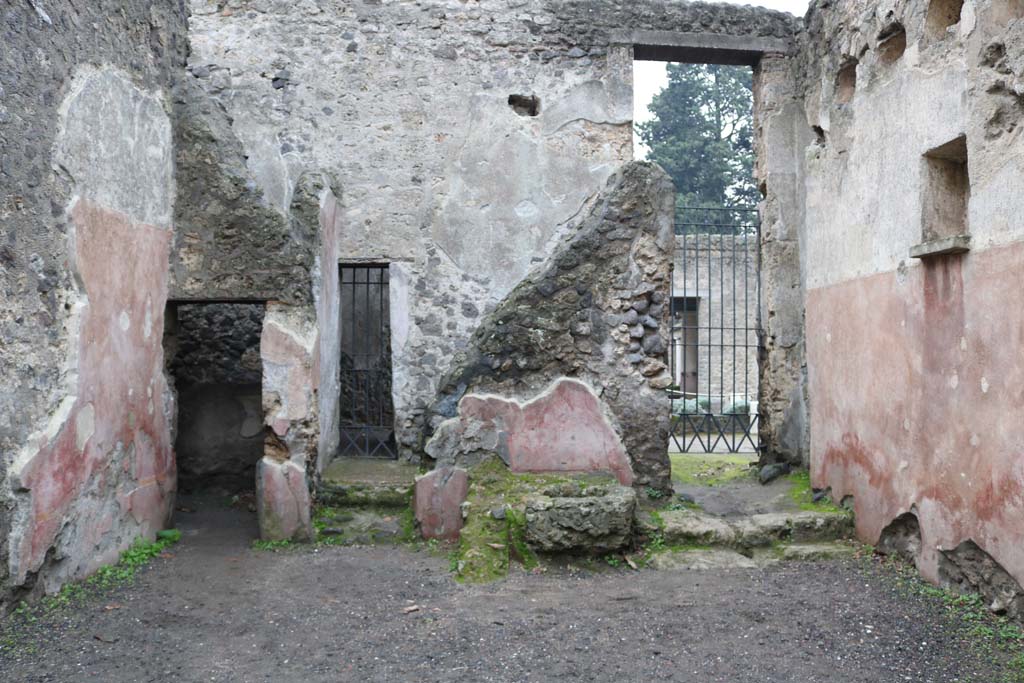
[877,22,908,64]
[926,0,965,40]
[835,59,858,105]
[911,135,971,258]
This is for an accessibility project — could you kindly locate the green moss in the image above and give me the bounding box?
[311,504,416,547]
[506,507,539,571]
[786,470,844,513]
[450,458,576,583]
[649,509,665,530]
[396,506,418,543]
[670,453,755,486]
[252,538,294,552]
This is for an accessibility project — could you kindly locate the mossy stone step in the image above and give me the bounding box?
[318,457,419,508]
[775,541,860,561]
[649,540,861,571]
[661,509,854,550]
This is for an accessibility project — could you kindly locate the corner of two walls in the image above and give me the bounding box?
[754,52,812,468]
[170,75,341,542]
[255,174,342,542]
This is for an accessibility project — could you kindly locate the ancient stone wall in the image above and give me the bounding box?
[185,0,799,461]
[423,162,677,491]
[754,52,811,467]
[170,77,318,305]
[0,1,187,607]
[169,304,264,386]
[799,0,1024,604]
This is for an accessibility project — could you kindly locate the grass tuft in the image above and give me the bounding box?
[670,453,755,487]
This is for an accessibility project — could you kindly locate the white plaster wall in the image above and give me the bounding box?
[803,0,1024,292]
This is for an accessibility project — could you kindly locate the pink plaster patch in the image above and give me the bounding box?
[460,378,633,485]
[261,321,315,423]
[12,199,175,583]
[808,243,1024,585]
[256,457,313,542]
[414,467,469,541]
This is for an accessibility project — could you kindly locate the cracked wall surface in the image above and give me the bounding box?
[0,2,186,609]
[185,0,799,460]
[801,0,1024,605]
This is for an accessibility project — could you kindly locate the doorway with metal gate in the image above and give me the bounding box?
[668,206,762,454]
[338,264,397,458]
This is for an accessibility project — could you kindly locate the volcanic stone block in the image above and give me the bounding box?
[661,509,737,546]
[524,485,636,553]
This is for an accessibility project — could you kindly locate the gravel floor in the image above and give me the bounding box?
[0,499,1013,683]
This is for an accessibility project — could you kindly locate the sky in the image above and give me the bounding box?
[633,0,811,158]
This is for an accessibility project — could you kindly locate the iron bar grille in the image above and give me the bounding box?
[669,206,762,453]
[338,265,398,458]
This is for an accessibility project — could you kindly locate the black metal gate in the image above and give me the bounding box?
[338,265,397,458]
[668,206,762,454]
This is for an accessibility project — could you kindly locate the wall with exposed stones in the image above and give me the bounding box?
[0,1,187,608]
[184,0,800,462]
[799,0,1024,611]
[423,162,676,490]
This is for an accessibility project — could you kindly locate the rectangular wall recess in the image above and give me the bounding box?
[912,135,970,259]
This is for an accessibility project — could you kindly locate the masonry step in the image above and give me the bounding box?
[315,507,409,545]
[649,540,860,571]
[660,508,855,550]
[318,457,419,508]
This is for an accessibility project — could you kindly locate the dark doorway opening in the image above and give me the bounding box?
[164,302,265,494]
[338,264,397,459]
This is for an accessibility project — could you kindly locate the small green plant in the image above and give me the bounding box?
[604,554,622,568]
[88,529,182,588]
[645,486,666,500]
[252,538,293,552]
[646,533,667,555]
[1004,653,1024,683]
[0,530,181,659]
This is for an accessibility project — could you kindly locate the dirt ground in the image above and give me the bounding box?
[0,497,1015,683]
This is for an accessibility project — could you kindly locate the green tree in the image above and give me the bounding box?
[637,63,757,210]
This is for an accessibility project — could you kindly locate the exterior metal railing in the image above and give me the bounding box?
[669,205,762,454]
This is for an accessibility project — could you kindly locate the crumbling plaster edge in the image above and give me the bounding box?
[440,376,632,474]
